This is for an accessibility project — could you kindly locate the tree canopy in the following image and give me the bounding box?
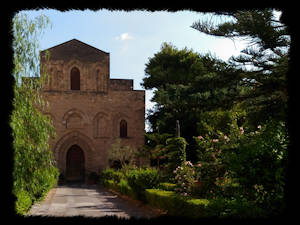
[191,9,289,123]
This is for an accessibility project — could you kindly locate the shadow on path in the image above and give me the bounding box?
[28,182,158,219]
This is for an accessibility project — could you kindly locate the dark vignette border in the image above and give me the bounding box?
[4,1,296,225]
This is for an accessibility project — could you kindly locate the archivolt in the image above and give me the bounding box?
[53,131,95,172]
[62,108,90,126]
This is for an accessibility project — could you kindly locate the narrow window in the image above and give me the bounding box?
[71,67,80,90]
[120,120,127,138]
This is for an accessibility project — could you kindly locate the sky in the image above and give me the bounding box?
[19,9,264,131]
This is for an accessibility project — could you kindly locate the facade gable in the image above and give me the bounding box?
[40,39,109,63]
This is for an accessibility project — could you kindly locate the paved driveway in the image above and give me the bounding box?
[27,184,160,219]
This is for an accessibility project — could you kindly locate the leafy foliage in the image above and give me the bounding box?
[194,117,288,215]
[173,161,196,196]
[100,168,124,184]
[126,167,160,201]
[11,13,59,215]
[191,9,289,123]
[164,137,187,176]
[144,132,172,168]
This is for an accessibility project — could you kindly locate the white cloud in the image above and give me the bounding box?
[115,32,134,41]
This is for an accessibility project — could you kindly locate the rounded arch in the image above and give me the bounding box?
[62,108,90,127]
[53,131,95,174]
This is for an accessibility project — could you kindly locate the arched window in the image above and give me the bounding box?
[71,67,80,90]
[120,120,127,138]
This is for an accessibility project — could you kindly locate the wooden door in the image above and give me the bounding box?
[66,145,85,182]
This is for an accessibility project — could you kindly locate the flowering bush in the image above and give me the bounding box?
[193,162,230,198]
[194,118,288,216]
[173,161,196,196]
[193,116,265,197]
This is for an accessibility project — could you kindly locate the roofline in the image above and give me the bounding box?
[40,39,110,55]
[110,78,134,81]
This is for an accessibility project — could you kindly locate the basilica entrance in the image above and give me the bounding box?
[66,145,85,182]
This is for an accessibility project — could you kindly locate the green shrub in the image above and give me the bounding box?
[158,182,176,191]
[145,189,210,218]
[173,161,196,196]
[127,168,160,201]
[145,189,179,214]
[145,189,264,218]
[15,189,32,215]
[101,168,124,184]
[103,179,118,190]
[208,197,264,218]
[164,137,187,176]
[118,179,137,199]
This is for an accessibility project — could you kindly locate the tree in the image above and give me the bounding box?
[107,138,138,169]
[142,43,243,162]
[10,12,58,215]
[144,132,173,169]
[191,9,290,124]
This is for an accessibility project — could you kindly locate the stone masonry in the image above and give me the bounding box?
[40,39,145,182]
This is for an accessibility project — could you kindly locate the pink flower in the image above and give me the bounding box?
[184,161,193,167]
[211,153,216,160]
[240,127,244,135]
[198,135,203,140]
[257,125,262,129]
[223,135,230,142]
[181,183,185,186]
[212,139,219,143]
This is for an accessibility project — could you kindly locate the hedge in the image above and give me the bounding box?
[103,179,137,200]
[126,168,160,201]
[145,189,212,218]
[158,182,176,191]
[145,189,264,218]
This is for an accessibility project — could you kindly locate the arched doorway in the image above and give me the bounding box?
[66,145,85,182]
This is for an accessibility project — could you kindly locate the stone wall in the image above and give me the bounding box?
[41,39,146,179]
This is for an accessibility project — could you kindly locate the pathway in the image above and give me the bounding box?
[27,183,161,219]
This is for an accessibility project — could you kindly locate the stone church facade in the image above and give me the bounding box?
[40,39,145,182]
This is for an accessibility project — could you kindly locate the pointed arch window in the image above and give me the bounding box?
[71,67,80,90]
[120,120,127,138]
